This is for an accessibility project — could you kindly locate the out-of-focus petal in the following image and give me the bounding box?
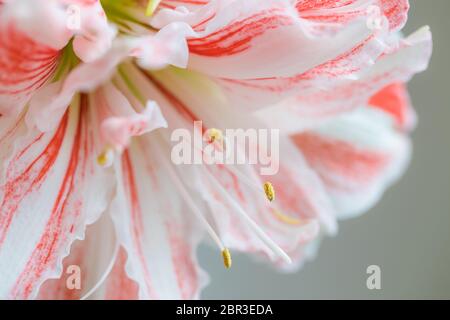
[369,82,416,131]
[293,107,411,219]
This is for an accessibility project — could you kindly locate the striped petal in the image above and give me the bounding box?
[152,0,381,79]
[294,0,409,31]
[187,0,378,79]
[0,97,115,299]
[151,0,415,116]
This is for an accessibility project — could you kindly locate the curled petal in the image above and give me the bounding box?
[91,83,168,152]
[69,0,117,62]
[100,100,168,152]
[135,22,196,70]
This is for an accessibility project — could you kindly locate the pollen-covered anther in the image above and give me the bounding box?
[97,147,114,168]
[263,182,275,202]
[222,248,232,269]
[208,128,224,144]
[145,0,162,16]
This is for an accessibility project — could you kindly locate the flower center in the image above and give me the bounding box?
[99,0,160,31]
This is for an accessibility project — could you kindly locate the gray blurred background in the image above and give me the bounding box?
[199,0,450,299]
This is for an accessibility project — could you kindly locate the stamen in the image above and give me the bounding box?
[222,248,232,269]
[97,147,114,167]
[263,182,275,202]
[145,0,162,16]
[207,128,223,144]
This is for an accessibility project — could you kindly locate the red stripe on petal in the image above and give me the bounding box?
[188,8,293,57]
[121,151,158,299]
[0,113,68,247]
[10,108,84,299]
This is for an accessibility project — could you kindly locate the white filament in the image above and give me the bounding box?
[205,170,292,264]
[153,139,226,252]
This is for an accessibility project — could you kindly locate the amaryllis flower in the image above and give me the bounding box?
[0,0,431,299]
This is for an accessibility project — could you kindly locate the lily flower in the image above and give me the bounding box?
[0,0,431,299]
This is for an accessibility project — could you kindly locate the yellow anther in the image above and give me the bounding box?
[208,128,223,143]
[146,0,162,16]
[97,148,113,167]
[222,248,232,269]
[272,209,304,226]
[263,182,275,202]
